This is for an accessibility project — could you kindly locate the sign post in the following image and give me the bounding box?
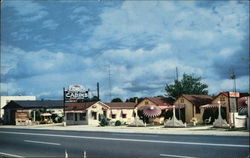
[63,87,66,126]
[229,92,239,128]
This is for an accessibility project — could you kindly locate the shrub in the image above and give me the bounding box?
[99,114,109,126]
[115,120,122,126]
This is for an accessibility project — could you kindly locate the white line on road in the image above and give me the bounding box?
[160,154,199,158]
[0,151,24,158]
[111,133,158,137]
[24,139,61,146]
[0,131,248,148]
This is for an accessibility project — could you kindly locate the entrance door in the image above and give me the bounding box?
[75,113,78,121]
[10,110,16,125]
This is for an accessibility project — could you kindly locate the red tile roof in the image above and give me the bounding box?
[182,94,213,106]
[219,92,229,97]
[145,97,175,106]
[65,102,97,111]
[105,102,136,109]
[217,92,249,98]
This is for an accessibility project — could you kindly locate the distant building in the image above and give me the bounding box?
[3,100,63,125]
[0,96,36,120]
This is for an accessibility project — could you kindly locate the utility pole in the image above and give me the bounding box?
[108,65,112,101]
[97,82,100,101]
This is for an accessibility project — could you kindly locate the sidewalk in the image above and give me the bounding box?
[1,124,249,136]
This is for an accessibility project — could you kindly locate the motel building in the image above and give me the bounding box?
[65,101,136,125]
[135,97,174,124]
[209,92,249,127]
[174,92,249,127]
[174,94,213,124]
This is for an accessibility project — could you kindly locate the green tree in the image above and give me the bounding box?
[111,98,123,102]
[89,96,100,102]
[165,73,208,99]
[125,97,144,103]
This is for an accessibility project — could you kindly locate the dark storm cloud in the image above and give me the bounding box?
[213,36,249,79]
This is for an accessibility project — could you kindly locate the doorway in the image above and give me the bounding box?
[75,113,78,121]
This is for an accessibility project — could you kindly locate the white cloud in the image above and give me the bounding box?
[218,48,237,56]
[1,1,249,100]
[6,1,48,22]
[2,45,93,78]
[42,20,59,30]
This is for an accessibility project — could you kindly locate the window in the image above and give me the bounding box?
[67,113,73,120]
[80,113,86,120]
[220,96,225,101]
[91,112,97,120]
[195,106,200,114]
[145,101,149,105]
[103,111,107,117]
[111,114,116,119]
[180,99,184,103]
[122,114,127,118]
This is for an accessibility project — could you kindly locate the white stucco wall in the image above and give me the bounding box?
[107,108,134,124]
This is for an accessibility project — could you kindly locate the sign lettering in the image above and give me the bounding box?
[64,85,88,102]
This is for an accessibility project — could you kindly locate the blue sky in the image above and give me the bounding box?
[1,0,249,101]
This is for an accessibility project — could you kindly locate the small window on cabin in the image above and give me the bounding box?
[103,111,107,117]
[80,113,86,120]
[67,113,73,120]
[220,96,225,101]
[195,106,200,114]
[145,101,149,105]
[122,114,127,118]
[180,99,184,103]
[111,114,116,119]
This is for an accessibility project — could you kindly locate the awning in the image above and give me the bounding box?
[200,103,227,109]
[40,113,52,116]
[65,110,86,113]
[137,104,156,110]
[158,106,168,110]
[143,105,161,118]
[238,97,248,114]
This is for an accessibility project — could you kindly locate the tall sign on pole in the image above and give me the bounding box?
[63,85,89,126]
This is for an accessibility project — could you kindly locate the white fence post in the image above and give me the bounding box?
[83,150,86,158]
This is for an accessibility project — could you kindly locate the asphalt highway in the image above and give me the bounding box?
[0,128,249,158]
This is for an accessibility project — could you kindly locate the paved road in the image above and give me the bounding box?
[0,128,249,158]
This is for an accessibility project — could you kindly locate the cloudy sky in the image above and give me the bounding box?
[1,0,249,101]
